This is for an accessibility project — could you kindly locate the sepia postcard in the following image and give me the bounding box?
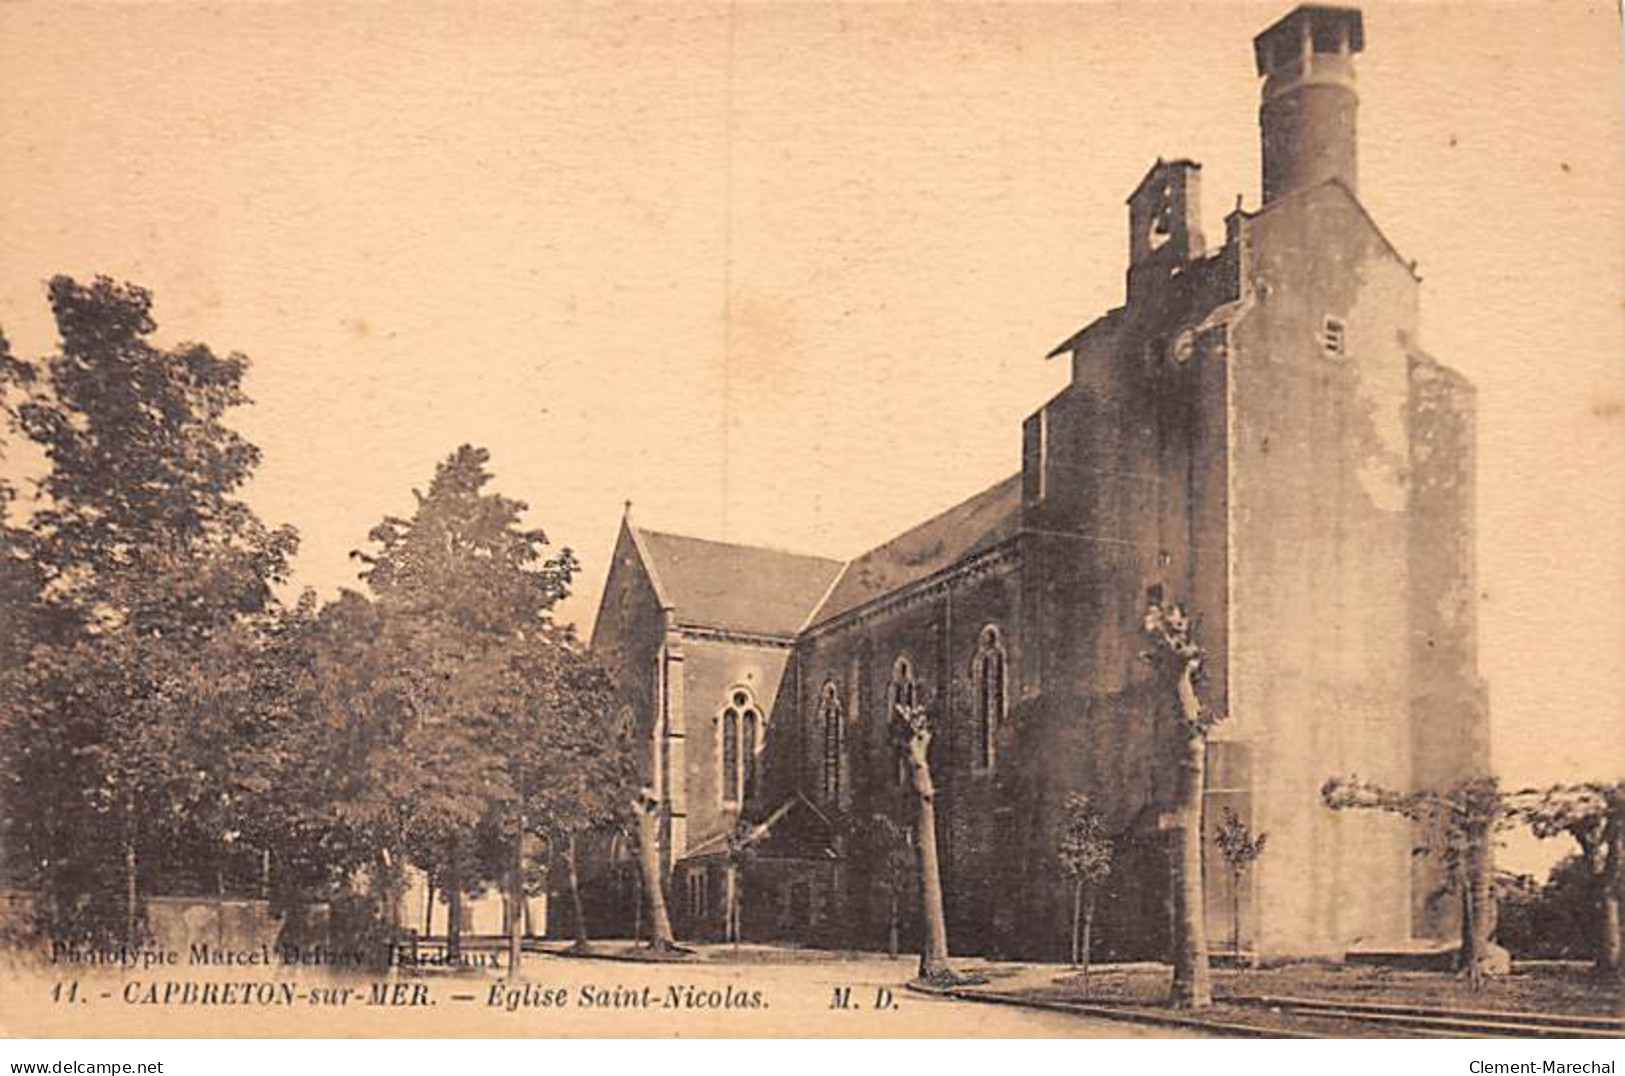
[0,0,1621,1046]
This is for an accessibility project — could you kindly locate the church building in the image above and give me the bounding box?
[581,3,1486,963]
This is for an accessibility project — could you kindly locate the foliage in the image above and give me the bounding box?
[1140,599,1222,736]
[1322,774,1517,986]
[0,280,640,961]
[0,277,297,942]
[331,444,618,954]
[1057,793,1113,972]
[1058,794,1114,889]
[1321,775,1518,880]
[1512,781,1624,975]
[1213,807,1267,877]
[1496,857,1605,961]
[1213,806,1266,958]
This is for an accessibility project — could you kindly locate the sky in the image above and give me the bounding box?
[1,2,1620,874]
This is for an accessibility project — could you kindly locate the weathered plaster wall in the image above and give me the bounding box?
[1406,353,1488,939]
[1229,180,1418,957]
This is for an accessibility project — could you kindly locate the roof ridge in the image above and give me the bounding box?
[636,526,843,566]
[623,517,673,611]
[1248,176,1420,281]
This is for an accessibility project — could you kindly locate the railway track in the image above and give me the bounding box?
[1226,994,1625,1039]
[918,982,1625,1039]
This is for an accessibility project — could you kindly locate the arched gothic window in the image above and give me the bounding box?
[973,626,1007,772]
[720,687,763,807]
[888,656,919,787]
[819,681,843,802]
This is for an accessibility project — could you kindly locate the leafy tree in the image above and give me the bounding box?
[0,331,50,896]
[1058,793,1113,980]
[0,329,44,672]
[0,277,295,944]
[482,639,635,972]
[1212,807,1266,961]
[1496,856,1605,962]
[347,444,578,963]
[299,590,473,961]
[1516,781,1624,978]
[867,811,916,959]
[1322,775,1517,988]
[1142,597,1221,1008]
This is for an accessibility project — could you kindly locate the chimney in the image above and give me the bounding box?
[1254,5,1364,204]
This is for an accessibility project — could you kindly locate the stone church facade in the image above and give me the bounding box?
[579,4,1486,963]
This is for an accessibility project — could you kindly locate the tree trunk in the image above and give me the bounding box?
[507,816,525,980]
[1459,827,1498,989]
[634,798,676,950]
[1082,889,1097,994]
[376,849,403,967]
[912,762,953,982]
[1232,869,1243,959]
[1599,810,1623,978]
[1598,889,1621,977]
[567,833,590,949]
[261,849,271,901]
[1070,879,1083,967]
[123,795,139,948]
[725,864,739,946]
[423,880,436,939]
[123,836,138,949]
[1458,852,1481,989]
[446,855,463,964]
[1168,728,1212,1008]
[888,890,900,959]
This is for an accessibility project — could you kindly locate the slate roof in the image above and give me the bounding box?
[805,473,1023,628]
[634,528,844,638]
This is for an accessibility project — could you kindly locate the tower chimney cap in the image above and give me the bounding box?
[1254,5,1364,76]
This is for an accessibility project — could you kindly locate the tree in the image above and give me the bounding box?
[1496,856,1604,962]
[485,640,636,970]
[632,787,678,952]
[868,811,916,959]
[1057,793,1113,983]
[1,277,296,944]
[722,817,757,947]
[1322,775,1517,988]
[0,328,45,676]
[1516,781,1624,978]
[1141,597,1221,1008]
[894,701,969,985]
[1212,807,1267,962]
[350,444,577,963]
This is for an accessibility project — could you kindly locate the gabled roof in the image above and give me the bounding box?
[1245,176,1420,282]
[633,527,844,638]
[806,473,1023,628]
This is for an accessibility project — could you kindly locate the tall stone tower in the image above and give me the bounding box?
[1029,3,1484,959]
